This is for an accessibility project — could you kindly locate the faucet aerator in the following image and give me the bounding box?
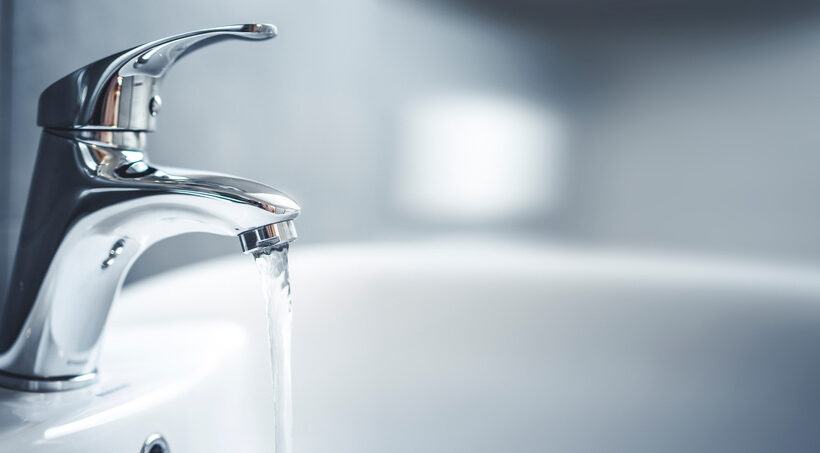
[239,220,298,254]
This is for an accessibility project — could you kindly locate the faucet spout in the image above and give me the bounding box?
[0,130,299,391]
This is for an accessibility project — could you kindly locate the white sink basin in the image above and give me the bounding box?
[2,239,820,452]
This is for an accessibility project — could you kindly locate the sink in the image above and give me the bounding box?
[2,239,820,452]
[0,290,275,450]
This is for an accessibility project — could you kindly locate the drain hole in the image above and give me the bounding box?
[142,434,169,453]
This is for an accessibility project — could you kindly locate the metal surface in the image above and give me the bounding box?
[0,25,299,391]
[141,434,170,453]
[38,23,276,132]
[239,220,297,253]
[0,368,97,392]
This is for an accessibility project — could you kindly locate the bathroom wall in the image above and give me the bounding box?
[4,0,820,291]
[555,13,820,264]
[0,0,11,297]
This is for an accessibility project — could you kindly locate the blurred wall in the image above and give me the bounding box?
[557,17,820,263]
[3,0,820,292]
[0,0,10,297]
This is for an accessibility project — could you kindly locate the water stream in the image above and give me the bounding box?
[253,244,294,453]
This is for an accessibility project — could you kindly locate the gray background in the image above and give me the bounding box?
[1,0,820,293]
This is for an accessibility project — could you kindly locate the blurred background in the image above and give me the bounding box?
[4,2,820,451]
[2,0,820,292]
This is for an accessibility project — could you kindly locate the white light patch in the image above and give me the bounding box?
[395,93,564,222]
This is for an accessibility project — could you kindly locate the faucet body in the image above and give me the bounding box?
[0,25,298,391]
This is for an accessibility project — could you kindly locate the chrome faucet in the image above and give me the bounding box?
[0,24,299,391]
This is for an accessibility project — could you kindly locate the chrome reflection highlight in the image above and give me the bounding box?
[101,239,126,270]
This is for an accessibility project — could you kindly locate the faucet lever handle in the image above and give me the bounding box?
[37,24,277,132]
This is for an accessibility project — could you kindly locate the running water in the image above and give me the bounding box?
[253,244,294,453]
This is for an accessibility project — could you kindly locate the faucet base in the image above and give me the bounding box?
[0,369,97,392]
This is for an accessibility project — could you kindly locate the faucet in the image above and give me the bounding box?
[0,24,299,391]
